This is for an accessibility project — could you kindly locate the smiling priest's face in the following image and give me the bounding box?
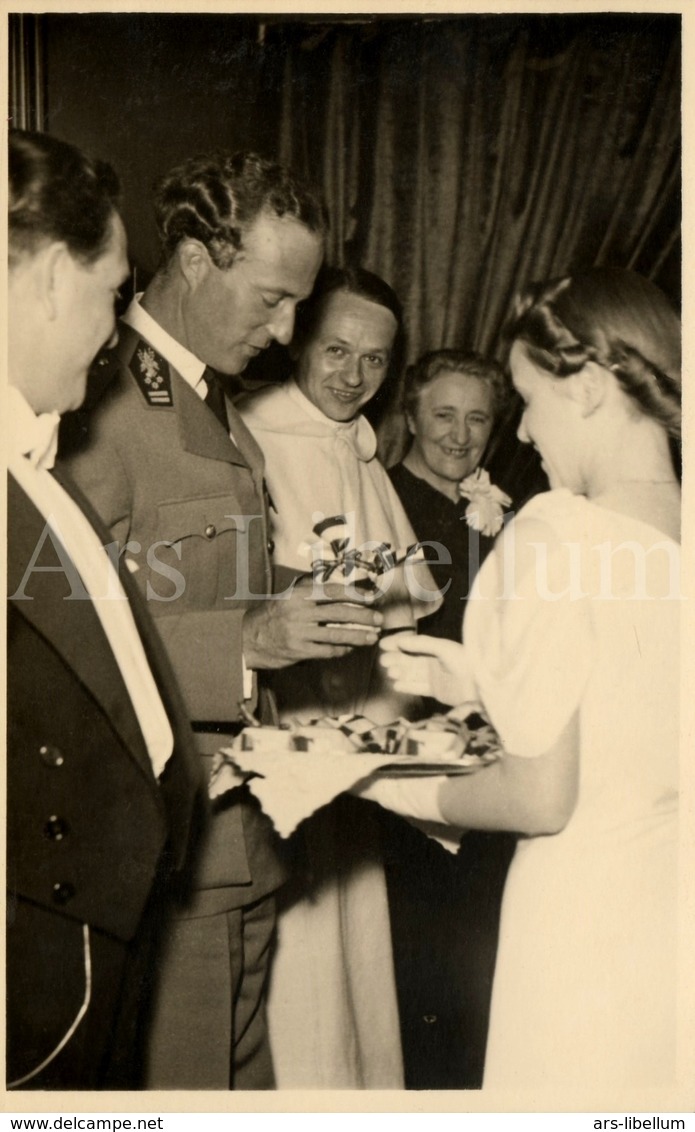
[294,290,397,422]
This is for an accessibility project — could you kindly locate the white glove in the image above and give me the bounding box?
[354,774,464,855]
[379,632,475,706]
[355,772,446,821]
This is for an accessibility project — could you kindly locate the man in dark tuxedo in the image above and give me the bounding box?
[7,130,201,1090]
[58,151,383,1088]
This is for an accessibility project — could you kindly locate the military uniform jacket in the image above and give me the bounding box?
[58,321,285,900]
[60,323,275,720]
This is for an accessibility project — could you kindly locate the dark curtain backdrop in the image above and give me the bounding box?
[9,13,680,498]
[9,14,46,131]
[268,16,680,487]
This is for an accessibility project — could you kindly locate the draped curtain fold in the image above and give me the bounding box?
[267,17,680,487]
[9,14,680,495]
[9,14,47,132]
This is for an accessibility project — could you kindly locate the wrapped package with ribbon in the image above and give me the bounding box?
[208,706,502,837]
[308,514,425,597]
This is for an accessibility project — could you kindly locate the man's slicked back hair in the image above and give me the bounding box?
[9,129,121,266]
[153,151,328,269]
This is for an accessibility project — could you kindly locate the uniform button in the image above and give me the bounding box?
[267,539,275,555]
[204,523,217,539]
[423,1015,438,1024]
[39,745,65,767]
[52,882,76,905]
[44,816,70,841]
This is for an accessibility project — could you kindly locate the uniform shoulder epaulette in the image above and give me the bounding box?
[130,339,174,407]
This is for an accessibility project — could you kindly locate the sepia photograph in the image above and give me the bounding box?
[4,1,692,1119]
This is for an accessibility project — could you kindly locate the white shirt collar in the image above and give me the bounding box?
[8,385,62,471]
[123,294,207,396]
[285,378,377,461]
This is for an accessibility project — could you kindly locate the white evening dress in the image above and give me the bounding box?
[238,379,439,1088]
[463,488,680,1092]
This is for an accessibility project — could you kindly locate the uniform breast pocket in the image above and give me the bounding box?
[150,495,247,607]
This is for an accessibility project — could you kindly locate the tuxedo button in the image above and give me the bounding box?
[204,524,217,540]
[44,816,69,841]
[52,881,76,905]
[267,538,275,556]
[39,745,65,767]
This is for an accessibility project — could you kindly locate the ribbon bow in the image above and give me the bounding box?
[309,515,422,591]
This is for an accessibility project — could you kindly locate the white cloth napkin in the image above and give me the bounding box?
[209,746,464,853]
[209,747,400,837]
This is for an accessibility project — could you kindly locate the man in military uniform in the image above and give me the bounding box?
[59,151,383,1089]
[7,130,200,1090]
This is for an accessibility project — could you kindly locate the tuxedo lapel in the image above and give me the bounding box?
[8,474,157,785]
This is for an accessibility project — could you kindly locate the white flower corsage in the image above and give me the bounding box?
[458,468,512,537]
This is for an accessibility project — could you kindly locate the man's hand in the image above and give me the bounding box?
[242,577,383,670]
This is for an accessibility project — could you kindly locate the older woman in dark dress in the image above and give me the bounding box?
[384,349,516,1089]
[389,350,510,641]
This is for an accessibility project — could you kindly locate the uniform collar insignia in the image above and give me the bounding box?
[131,339,173,407]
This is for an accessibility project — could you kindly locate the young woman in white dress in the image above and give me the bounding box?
[365,268,681,1096]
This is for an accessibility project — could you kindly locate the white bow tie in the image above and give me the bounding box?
[24,411,61,471]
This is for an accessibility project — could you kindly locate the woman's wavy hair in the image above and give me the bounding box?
[403,349,509,422]
[153,151,327,270]
[506,268,681,440]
